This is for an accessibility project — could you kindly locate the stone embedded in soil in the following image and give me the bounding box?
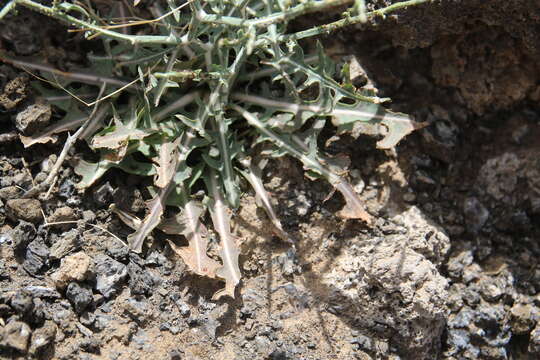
[5,199,42,224]
[28,321,56,355]
[48,206,78,228]
[0,321,32,353]
[105,238,129,261]
[23,286,61,300]
[49,228,81,260]
[113,186,145,213]
[127,254,158,296]
[323,229,449,359]
[14,101,51,135]
[66,282,93,314]
[463,197,489,233]
[9,291,34,316]
[0,186,23,201]
[0,75,27,110]
[477,152,520,203]
[509,303,537,334]
[9,220,36,252]
[51,252,94,289]
[22,240,49,276]
[529,323,540,354]
[93,182,114,207]
[94,254,128,298]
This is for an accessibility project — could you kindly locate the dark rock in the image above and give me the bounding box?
[23,239,49,276]
[447,250,473,279]
[23,286,61,300]
[0,304,13,317]
[50,229,81,260]
[105,238,129,261]
[269,350,289,360]
[411,169,438,191]
[463,197,489,233]
[79,311,95,327]
[28,321,56,355]
[6,199,42,224]
[128,254,158,296]
[0,321,32,353]
[0,259,7,280]
[145,251,169,267]
[10,291,33,316]
[14,101,51,135]
[93,182,114,207]
[94,254,128,298]
[113,186,145,213]
[58,179,76,199]
[10,220,36,252]
[66,282,93,314]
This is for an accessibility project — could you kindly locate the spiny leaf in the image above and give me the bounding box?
[154,137,182,188]
[233,105,372,224]
[206,170,241,300]
[167,199,221,278]
[91,124,153,151]
[128,182,174,253]
[239,160,293,244]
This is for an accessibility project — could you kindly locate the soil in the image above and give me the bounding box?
[1,1,540,359]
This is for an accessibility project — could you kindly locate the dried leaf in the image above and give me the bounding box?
[334,181,373,224]
[112,197,220,278]
[166,200,221,278]
[207,171,241,300]
[91,126,152,150]
[127,136,181,252]
[154,138,181,188]
[128,182,173,253]
[19,111,86,148]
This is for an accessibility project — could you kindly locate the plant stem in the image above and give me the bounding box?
[197,0,352,27]
[0,51,136,89]
[281,0,431,42]
[231,104,341,185]
[10,0,185,45]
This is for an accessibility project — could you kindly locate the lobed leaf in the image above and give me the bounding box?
[206,170,241,300]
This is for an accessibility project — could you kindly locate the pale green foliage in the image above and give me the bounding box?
[0,0,428,299]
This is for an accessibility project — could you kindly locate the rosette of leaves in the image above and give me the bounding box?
[0,0,427,299]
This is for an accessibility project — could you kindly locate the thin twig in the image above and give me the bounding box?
[23,84,109,199]
[43,221,128,247]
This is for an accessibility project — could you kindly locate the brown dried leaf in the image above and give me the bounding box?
[334,180,373,225]
[19,113,86,148]
[154,138,181,188]
[208,172,241,300]
[166,201,220,278]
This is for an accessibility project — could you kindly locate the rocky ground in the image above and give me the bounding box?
[1,1,540,359]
